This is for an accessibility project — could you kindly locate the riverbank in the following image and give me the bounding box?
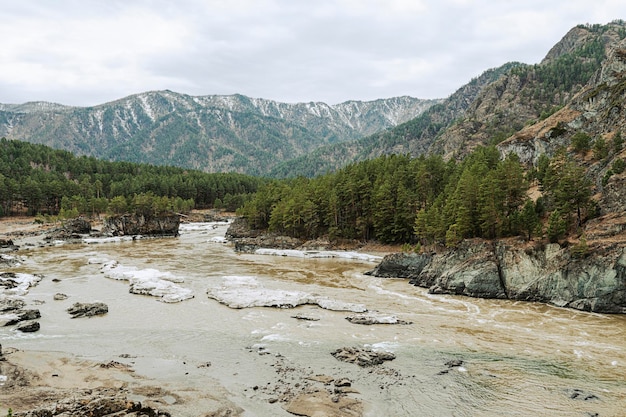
[0,214,376,417]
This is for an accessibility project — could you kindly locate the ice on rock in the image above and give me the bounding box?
[0,272,43,296]
[207,275,367,312]
[100,261,192,302]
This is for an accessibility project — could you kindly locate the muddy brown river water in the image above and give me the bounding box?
[1,222,625,416]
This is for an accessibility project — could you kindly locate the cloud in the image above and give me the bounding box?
[1,0,626,106]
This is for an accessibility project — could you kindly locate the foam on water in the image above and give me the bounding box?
[179,221,231,233]
[254,248,382,263]
[83,236,135,244]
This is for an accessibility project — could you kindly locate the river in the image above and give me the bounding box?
[2,221,625,416]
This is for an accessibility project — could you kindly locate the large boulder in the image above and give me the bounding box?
[45,217,92,240]
[331,346,396,366]
[103,214,180,237]
[16,320,40,333]
[67,302,109,318]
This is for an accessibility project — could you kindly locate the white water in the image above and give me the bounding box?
[1,222,625,416]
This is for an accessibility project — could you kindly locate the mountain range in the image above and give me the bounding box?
[0,93,439,176]
[2,20,626,183]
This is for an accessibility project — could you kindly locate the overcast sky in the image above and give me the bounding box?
[1,1,625,107]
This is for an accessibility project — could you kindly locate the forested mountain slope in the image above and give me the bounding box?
[270,62,521,177]
[0,92,438,176]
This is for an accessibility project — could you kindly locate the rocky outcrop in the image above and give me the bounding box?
[45,217,92,241]
[67,302,109,318]
[368,238,626,314]
[225,217,304,252]
[364,252,432,278]
[331,347,396,366]
[103,214,180,237]
[10,389,172,416]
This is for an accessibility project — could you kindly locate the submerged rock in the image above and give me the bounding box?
[67,302,108,318]
[345,312,412,325]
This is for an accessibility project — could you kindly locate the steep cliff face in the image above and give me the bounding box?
[368,237,626,314]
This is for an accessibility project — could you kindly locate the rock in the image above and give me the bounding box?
[331,347,396,366]
[0,297,25,312]
[225,217,263,239]
[16,320,40,332]
[291,313,321,321]
[334,378,352,387]
[45,217,92,241]
[63,217,92,234]
[103,213,180,237]
[67,302,108,318]
[345,313,411,325]
[566,388,599,401]
[365,252,432,278]
[0,238,18,253]
[283,390,362,417]
[53,293,68,301]
[11,389,173,416]
[4,309,41,326]
[445,359,464,368]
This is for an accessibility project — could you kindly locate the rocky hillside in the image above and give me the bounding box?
[0,92,438,176]
[277,21,626,177]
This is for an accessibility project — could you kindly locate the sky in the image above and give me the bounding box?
[1,0,625,107]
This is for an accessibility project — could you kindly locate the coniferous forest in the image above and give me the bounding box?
[238,144,601,246]
[0,138,263,218]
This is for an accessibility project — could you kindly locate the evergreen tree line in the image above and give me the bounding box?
[238,146,597,246]
[0,138,264,217]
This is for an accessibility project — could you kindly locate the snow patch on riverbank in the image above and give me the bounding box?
[207,275,367,312]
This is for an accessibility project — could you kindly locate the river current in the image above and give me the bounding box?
[2,222,625,416]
